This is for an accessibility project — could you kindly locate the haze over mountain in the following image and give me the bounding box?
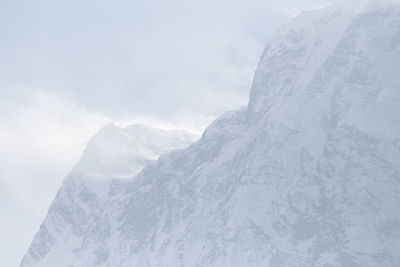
[22,0,400,266]
[21,124,198,266]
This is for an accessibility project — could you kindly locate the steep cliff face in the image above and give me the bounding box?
[20,125,197,267]
[23,1,400,266]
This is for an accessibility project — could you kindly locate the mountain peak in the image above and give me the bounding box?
[248,1,400,140]
[20,124,198,267]
[22,2,400,266]
[74,123,198,180]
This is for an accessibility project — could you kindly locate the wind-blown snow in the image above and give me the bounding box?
[22,1,400,266]
[20,124,197,267]
[72,124,197,199]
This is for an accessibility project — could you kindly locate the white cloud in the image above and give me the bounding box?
[0,89,110,266]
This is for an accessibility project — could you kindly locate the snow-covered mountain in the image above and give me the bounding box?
[23,0,400,266]
[20,124,197,267]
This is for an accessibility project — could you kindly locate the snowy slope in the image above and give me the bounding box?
[23,0,400,266]
[20,124,197,267]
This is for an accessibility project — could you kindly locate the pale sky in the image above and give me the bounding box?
[0,0,335,266]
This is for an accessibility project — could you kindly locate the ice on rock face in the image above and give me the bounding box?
[23,2,400,267]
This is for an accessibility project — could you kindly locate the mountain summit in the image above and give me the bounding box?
[22,2,400,266]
